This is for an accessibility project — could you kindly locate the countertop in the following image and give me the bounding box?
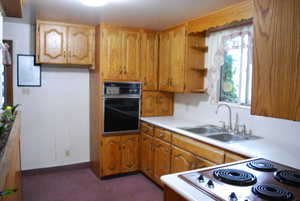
[141,116,300,201]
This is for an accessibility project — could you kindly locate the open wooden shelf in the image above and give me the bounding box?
[190,89,207,93]
[190,46,208,52]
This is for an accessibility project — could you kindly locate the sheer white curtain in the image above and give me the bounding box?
[0,12,3,107]
[204,25,253,103]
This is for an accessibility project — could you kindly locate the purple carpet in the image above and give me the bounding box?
[22,168,163,201]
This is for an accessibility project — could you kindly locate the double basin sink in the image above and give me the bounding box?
[178,125,260,143]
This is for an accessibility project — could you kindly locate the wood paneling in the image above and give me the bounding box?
[101,136,121,176]
[159,31,172,91]
[68,26,95,65]
[156,92,174,116]
[187,0,254,33]
[169,26,186,92]
[154,127,171,143]
[251,0,300,121]
[0,112,22,201]
[37,23,67,64]
[153,138,171,186]
[141,32,159,91]
[141,91,174,117]
[225,152,248,163]
[164,186,187,201]
[100,26,123,80]
[140,122,154,137]
[120,135,139,173]
[171,146,194,173]
[140,134,154,178]
[172,133,225,164]
[0,0,23,18]
[36,21,95,66]
[122,30,141,81]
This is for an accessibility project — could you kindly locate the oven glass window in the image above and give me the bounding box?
[104,98,140,133]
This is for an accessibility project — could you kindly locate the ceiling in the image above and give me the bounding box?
[4,0,244,30]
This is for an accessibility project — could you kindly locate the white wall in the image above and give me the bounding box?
[3,22,90,170]
[174,93,300,146]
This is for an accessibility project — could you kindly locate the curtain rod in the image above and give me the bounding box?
[206,18,253,35]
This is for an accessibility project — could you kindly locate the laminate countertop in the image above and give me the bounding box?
[141,116,300,201]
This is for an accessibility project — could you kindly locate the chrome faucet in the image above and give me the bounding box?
[216,103,233,131]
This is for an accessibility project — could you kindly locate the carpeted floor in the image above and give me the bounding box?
[22,168,163,201]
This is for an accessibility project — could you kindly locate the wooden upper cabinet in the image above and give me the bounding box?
[141,91,157,117]
[122,30,141,81]
[169,26,186,92]
[159,31,172,91]
[171,146,195,173]
[252,0,300,121]
[156,92,174,116]
[153,138,171,186]
[101,136,121,176]
[36,20,95,66]
[100,27,123,80]
[37,23,67,64]
[141,91,174,117]
[120,135,139,173]
[141,32,159,91]
[140,134,154,178]
[68,26,94,65]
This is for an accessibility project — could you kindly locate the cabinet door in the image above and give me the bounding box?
[252,0,300,120]
[68,26,94,65]
[100,27,123,80]
[37,23,67,64]
[141,32,159,90]
[141,91,157,117]
[102,136,121,176]
[156,92,173,116]
[120,135,139,173]
[122,30,141,81]
[194,156,216,169]
[171,146,195,173]
[153,138,171,186]
[159,32,171,91]
[141,134,154,178]
[170,26,186,92]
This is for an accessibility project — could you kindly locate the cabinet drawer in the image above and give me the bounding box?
[225,152,248,163]
[154,127,171,142]
[141,122,154,136]
[194,156,216,169]
[172,133,224,164]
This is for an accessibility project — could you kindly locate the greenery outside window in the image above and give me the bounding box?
[219,31,252,106]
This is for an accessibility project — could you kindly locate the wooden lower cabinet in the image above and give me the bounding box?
[171,146,194,173]
[121,135,139,172]
[101,135,139,177]
[164,186,187,201]
[141,91,174,117]
[153,138,171,186]
[140,134,154,178]
[225,152,247,163]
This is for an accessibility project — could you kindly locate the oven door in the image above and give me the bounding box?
[104,97,140,134]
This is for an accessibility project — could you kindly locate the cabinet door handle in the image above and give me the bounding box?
[159,133,165,138]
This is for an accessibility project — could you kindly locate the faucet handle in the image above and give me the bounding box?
[219,121,226,129]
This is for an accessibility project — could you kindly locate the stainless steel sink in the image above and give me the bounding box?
[178,125,262,143]
[207,133,262,143]
[179,125,225,135]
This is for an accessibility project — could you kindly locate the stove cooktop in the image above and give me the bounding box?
[179,158,300,201]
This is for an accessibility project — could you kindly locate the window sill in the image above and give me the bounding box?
[218,101,251,110]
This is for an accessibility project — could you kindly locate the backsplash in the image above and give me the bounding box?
[174,93,300,146]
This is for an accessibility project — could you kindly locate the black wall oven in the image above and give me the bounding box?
[103,82,141,135]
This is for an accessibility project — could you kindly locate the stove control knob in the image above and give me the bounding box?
[207,180,214,188]
[229,192,238,201]
[197,174,204,182]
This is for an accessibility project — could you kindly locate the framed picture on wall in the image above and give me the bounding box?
[17,54,41,87]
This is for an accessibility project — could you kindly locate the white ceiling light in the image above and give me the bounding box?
[80,0,111,7]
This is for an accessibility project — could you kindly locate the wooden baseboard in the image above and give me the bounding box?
[22,162,91,176]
